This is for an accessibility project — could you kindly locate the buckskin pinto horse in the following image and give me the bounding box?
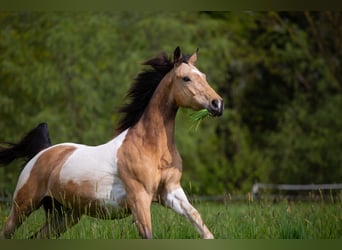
[0,47,223,239]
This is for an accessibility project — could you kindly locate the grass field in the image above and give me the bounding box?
[0,198,341,239]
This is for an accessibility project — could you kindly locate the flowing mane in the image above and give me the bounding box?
[116,53,174,133]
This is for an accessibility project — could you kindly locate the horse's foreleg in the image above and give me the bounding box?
[163,187,214,239]
[127,189,153,239]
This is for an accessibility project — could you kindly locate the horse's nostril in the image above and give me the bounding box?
[209,99,223,116]
[211,99,221,110]
[211,99,219,109]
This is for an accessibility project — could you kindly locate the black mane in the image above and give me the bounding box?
[116,53,174,133]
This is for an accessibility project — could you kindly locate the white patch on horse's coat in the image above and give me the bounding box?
[58,129,129,209]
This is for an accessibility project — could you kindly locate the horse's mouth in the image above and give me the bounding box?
[208,109,223,117]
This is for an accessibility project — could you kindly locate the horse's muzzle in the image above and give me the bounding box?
[208,99,224,117]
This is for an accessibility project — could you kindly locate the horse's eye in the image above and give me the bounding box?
[182,76,191,82]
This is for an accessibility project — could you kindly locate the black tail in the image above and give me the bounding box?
[0,122,52,166]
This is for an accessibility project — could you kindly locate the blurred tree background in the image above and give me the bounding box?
[0,11,341,196]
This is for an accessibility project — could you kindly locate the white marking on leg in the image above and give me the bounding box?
[165,187,214,239]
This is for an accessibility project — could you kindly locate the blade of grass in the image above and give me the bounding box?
[189,109,210,131]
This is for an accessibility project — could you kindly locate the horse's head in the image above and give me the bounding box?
[171,47,223,116]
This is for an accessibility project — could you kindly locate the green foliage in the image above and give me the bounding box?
[0,11,341,195]
[266,94,342,184]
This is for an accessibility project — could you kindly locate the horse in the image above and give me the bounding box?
[0,46,223,239]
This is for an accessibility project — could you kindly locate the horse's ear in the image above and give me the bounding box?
[188,48,199,65]
[173,46,183,66]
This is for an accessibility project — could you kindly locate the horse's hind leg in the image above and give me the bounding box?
[1,200,37,239]
[1,207,21,239]
[31,197,80,239]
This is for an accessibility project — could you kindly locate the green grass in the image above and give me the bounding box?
[189,109,210,130]
[0,200,341,239]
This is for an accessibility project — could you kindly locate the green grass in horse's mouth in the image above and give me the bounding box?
[189,109,210,130]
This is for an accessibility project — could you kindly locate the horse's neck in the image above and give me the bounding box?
[137,76,178,149]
